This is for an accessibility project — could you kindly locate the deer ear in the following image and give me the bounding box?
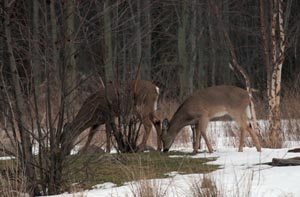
[162,118,170,130]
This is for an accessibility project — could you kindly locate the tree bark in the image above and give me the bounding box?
[32,0,46,193]
[208,6,216,86]
[49,1,62,194]
[66,0,77,120]
[260,0,271,98]
[103,0,113,82]
[4,0,36,194]
[189,0,197,93]
[268,0,285,148]
[178,1,189,99]
[141,0,152,80]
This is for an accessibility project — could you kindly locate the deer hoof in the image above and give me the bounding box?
[192,150,198,155]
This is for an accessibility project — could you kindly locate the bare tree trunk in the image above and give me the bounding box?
[189,0,197,93]
[268,0,286,148]
[66,0,77,120]
[31,0,46,193]
[135,0,142,71]
[178,1,189,99]
[208,8,216,86]
[32,0,41,86]
[49,1,62,194]
[103,0,113,81]
[141,0,152,80]
[4,0,36,194]
[260,0,271,98]
[196,4,206,88]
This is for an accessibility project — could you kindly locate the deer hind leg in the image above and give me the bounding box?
[238,120,262,152]
[233,112,262,152]
[245,121,262,152]
[195,117,212,153]
[230,113,246,152]
[138,118,152,151]
[105,123,112,153]
[81,124,99,153]
[239,124,246,152]
[149,112,162,151]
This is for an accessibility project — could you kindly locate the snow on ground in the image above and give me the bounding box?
[42,122,300,197]
[48,147,300,197]
[193,147,300,197]
[20,120,300,196]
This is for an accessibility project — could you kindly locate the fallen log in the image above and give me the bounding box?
[288,148,300,153]
[269,157,300,166]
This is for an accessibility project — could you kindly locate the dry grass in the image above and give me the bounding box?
[254,87,300,148]
[281,86,300,119]
[130,169,256,197]
[190,175,219,197]
[130,179,167,197]
[0,159,28,197]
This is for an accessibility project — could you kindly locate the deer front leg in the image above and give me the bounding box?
[195,117,213,153]
[155,122,162,151]
[193,124,201,154]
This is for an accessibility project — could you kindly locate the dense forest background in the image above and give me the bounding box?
[1,0,299,102]
[0,0,300,195]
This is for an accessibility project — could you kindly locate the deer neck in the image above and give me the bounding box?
[167,114,189,140]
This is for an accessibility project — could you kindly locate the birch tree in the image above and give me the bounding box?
[260,0,289,147]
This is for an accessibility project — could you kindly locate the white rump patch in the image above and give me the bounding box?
[154,86,159,111]
[154,100,158,111]
[155,86,160,95]
[211,111,228,118]
[246,105,252,119]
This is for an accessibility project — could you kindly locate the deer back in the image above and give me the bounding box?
[69,80,159,133]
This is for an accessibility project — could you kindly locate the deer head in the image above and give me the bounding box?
[161,85,262,154]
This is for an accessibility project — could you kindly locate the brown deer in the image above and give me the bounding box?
[61,80,161,154]
[161,85,262,154]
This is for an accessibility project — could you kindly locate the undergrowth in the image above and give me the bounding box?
[63,151,218,191]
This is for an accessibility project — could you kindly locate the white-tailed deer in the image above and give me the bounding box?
[161,85,261,153]
[62,80,161,154]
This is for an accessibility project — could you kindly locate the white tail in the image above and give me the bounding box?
[65,80,161,153]
[161,85,261,153]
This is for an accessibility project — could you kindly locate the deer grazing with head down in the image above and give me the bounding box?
[61,80,161,155]
[161,85,262,154]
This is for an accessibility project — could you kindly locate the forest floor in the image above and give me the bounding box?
[36,119,300,197]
